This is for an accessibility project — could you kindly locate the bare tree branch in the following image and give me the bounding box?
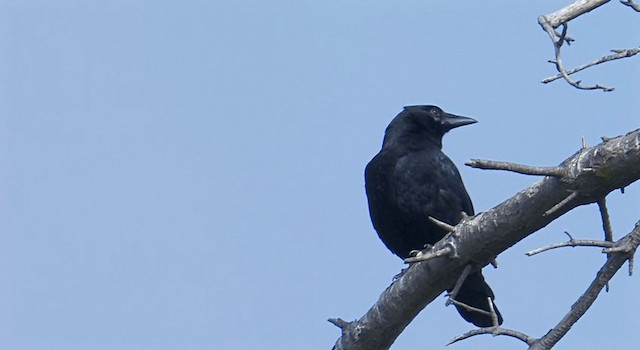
[447,298,492,318]
[544,191,580,217]
[465,160,564,176]
[448,327,537,346]
[526,233,615,256]
[540,0,611,28]
[537,0,638,91]
[541,47,640,84]
[331,129,640,350]
[539,20,613,91]
[428,215,455,232]
[528,221,640,350]
[597,199,614,243]
[451,222,639,350]
[598,198,615,290]
[328,318,350,332]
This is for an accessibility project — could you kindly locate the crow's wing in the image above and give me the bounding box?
[393,150,474,227]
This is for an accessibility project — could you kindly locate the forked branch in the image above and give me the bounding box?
[528,221,640,350]
[537,0,639,91]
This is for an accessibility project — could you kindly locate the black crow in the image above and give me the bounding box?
[365,105,502,327]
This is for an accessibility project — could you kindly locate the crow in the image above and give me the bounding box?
[364,105,502,327]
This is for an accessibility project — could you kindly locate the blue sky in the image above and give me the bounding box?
[2,1,639,349]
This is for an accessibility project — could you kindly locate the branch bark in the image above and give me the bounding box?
[539,0,611,29]
[331,129,640,350]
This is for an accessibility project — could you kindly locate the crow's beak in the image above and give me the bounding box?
[442,113,477,131]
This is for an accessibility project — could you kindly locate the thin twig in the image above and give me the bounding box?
[526,237,615,256]
[447,298,491,318]
[564,231,574,240]
[543,191,579,217]
[554,30,574,45]
[465,159,565,177]
[328,318,351,331]
[581,136,589,149]
[542,47,640,83]
[448,327,537,346]
[597,198,614,291]
[446,265,472,306]
[597,199,614,243]
[428,216,456,232]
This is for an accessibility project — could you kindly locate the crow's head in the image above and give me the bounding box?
[382,105,477,149]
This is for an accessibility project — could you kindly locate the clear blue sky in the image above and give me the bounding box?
[2,1,639,349]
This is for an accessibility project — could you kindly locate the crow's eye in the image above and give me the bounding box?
[429,108,441,120]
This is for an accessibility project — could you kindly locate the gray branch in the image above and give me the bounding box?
[541,47,640,84]
[331,129,640,350]
[465,160,564,176]
[539,20,613,91]
[537,0,638,91]
[528,221,640,350]
[540,0,611,28]
[448,327,537,346]
[526,237,615,256]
